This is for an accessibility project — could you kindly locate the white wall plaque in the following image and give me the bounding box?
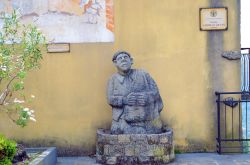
[200,7,228,31]
[47,43,70,53]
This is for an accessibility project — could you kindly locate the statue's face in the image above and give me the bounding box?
[114,53,133,72]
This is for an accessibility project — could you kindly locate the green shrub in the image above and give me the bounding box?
[0,135,16,165]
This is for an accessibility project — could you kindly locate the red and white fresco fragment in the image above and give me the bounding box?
[0,0,114,43]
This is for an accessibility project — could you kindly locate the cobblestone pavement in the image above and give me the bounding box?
[57,153,250,165]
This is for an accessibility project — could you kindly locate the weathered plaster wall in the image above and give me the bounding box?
[0,0,240,155]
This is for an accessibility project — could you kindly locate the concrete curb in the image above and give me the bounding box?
[26,147,57,165]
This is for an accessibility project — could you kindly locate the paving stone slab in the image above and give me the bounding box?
[57,153,250,165]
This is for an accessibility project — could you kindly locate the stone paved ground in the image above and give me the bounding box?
[57,153,250,165]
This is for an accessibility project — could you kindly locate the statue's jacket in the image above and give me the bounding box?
[107,69,163,123]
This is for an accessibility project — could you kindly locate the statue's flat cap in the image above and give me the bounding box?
[112,51,131,62]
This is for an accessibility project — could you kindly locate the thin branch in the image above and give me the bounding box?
[0,106,16,123]
[7,111,16,123]
[4,91,12,104]
[0,75,17,105]
[6,75,17,89]
[0,89,8,105]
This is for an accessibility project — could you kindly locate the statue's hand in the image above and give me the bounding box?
[125,92,137,106]
[136,93,148,106]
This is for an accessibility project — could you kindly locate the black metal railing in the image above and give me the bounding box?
[216,91,250,154]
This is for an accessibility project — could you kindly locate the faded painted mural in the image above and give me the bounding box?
[0,0,114,43]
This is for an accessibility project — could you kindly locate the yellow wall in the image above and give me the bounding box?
[0,0,240,155]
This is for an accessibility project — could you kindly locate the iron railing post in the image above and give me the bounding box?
[215,91,221,154]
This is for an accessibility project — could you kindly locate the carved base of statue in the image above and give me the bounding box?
[96,128,175,165]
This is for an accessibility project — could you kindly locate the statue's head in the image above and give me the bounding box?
[112,51,133,74]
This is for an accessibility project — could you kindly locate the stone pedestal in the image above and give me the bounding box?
[96,129,175,165]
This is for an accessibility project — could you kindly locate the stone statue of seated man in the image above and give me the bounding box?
[107,51,164,134]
